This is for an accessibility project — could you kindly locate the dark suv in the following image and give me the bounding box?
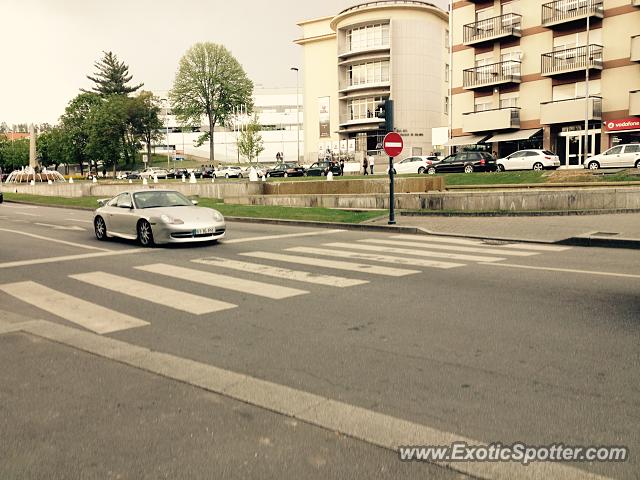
[427,151,496,174]
[305,161,342,176]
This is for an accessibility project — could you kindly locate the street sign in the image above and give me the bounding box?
[383,132,403,157]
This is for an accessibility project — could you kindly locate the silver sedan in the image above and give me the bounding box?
[93,189,226,246]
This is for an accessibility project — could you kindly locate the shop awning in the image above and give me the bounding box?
[486,128,542,143]
[443,134,490,146]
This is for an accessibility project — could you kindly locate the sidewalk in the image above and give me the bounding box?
[372,212,640,244]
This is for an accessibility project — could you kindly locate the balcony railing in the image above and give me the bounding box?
[540,96,602,124]
[632,35,640,62]
[462,107,520,133]
[463,14,522,46]
[630,90,640,116]
[542,0,603,27]
[541,45,603,76]
[463,61,521,89]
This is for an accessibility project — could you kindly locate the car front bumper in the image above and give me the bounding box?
[151,221,226,244]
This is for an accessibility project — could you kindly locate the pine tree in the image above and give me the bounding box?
[85,51,143,97]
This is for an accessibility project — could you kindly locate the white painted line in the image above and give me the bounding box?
[66,218,93,224]
[480,262,640,279]
[136,263,308,299]
[192,257,368,288]
[240,251,419,277]
[69,271,237,315]
[324,242,505,263]
[286,247,465,270]
[12,318,614,480]
[0,281,148,334]
[0,248,153,269]
[0,228,108,252]
[13,212,40,216]
[34,222,86,231]
[362,238,538,257]
[223,229,344,244]
[392,234,571,252]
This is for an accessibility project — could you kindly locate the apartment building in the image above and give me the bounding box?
[450,0,640,166]
[295,0,449,163]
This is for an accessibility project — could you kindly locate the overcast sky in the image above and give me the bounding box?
[1,0,446,126]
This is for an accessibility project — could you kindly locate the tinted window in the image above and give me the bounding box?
[525,151,539,157]
[467,153,482,161]
[624,145,640,153]
[116,194,132,208]
[606,146,623,155]
[508,152,524,158]
[542,150,555,156]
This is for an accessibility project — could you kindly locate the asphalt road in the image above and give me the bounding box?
[0,202,638,479]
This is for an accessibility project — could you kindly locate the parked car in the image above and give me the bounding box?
[496,149,560,171]
[126,171,141,180]
[584,144,640,170]
[93,189,226,246]
[266,162,306,178]
[214,166,244,178]
[305,161,342,176]
[386,155,439,175]
[427,151,497,174]
[140,168,168,179]
[167,168,189,179]
[116,171,130,180]
[243,164,267,177]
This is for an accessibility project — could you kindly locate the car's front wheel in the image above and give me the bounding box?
[427,167,436,175]
[418,167,425,174]
[238,173,243,178]
[588,161,600,170]
[464,164,474,174]
[497,164,505,172]
[94,216,107,241]
[533,162,544,171]
[137,220,155,247]
[635,160,640,169]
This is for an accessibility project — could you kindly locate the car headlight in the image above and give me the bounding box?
[211,210,224,222]
[160,214,184,225]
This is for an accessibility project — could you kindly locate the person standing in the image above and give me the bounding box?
[369,155,375,175]
[363,156,369,175]
[339,157,345,176]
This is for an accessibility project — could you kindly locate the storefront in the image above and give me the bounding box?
[605,117,640,147]
[552,122,601,167]
[487,129,543,158]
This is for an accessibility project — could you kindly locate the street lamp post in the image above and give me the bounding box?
[583,2,591,166]
[161,98,170,170]
[291,67,300,163]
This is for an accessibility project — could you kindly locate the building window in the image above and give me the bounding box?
[552,80,601,101]
[347,96,385,121]
[347,60,390,87]
[475,98,492,112]
[444,96,449,114]
[346,24,390,52]
[499,94,519,108]
[445,63,449,82]
[445,29,449,50]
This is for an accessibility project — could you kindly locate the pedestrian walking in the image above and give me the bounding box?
[363,156,369,175]
[339,158,345,176]
[369,155,375,175]
[276,152,282,162]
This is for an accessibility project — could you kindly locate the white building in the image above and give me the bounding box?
[154,87,303,164]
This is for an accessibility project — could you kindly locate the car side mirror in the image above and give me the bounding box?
[191,200,199,205]
[97,199,108,207]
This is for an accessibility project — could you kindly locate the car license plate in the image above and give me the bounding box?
[193,227,214,235]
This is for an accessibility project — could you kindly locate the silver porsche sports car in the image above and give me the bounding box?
[93,190,226,246]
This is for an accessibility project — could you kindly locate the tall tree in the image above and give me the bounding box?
[237,115,264,163]
[37,126,70,171]
[130,91,164,166]
[60,92,102,175]
[169,42,253,166]
[85,51,143,97]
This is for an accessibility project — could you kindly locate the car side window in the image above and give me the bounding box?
[624,145,639,153]
[606,146,623,155]
[467,153,481,161]
[525,152,538,157]
[456,153,468,162]
[107,195,122,207]
[116,194,132,208]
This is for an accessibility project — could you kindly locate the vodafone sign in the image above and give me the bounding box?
[604,117,640,132]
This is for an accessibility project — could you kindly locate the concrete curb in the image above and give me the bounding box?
[5,199,640,249]
[400,208,640,217]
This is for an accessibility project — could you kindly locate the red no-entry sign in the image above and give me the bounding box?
[383,132,404,157]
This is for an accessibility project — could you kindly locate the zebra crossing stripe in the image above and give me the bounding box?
[391,234,571,252]
[323,242,505,263]
[191,257,368,288]
[69,271,237,315]
[0,281,149,334]
[285,247,465,270]
[361,238,538,257]
[135,264,308,299]
[239,252,419,277]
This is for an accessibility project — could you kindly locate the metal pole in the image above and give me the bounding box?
[388,156,395,225]
[291,67,300,163]
[584,5,590,166]
[166,99,170,169]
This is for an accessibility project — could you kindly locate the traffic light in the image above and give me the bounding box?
[376,99,394,133]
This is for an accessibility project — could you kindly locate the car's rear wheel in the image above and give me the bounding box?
[94,216,107,241]
[418,167,425,174]
[497,164,505,172]
[427,167,436,175]
[238,173,243,178]
[588,161,600,170]
[532,162,544,171]
[464,164,474,174]
[137,220,155,247]
[635,160,640,169]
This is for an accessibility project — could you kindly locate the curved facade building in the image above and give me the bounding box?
[296,1,449,163]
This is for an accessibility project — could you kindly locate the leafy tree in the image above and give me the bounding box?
[0,122,8,133]
[60,92,102,175]
[85,95,130,175]
[237,115,264,163]
[0,138,29,171]
[85,51,143,97]
[169,42,253,166]
[130,91,164,166]
[37,126,70,171]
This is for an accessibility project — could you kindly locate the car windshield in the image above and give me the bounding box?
[133,191,193,209]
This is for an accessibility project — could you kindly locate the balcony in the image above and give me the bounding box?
[540,96,602,124]
[542,0,603,28]
[463,14,522,46]
[632,35,640,62]
[463,61,521,90]
[541,45,603,76]
[462,108,520,133]
[630,91,640,116]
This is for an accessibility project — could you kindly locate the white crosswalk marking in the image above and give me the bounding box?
[324,242,505,263]
[192,257,368,287]
[361,238,538,257]
[240,251,420,277]
[135,264,308,299]
[0,281,149,334]
[69,271,237,315]
[286,247,465,270]
[391,234,571,252]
